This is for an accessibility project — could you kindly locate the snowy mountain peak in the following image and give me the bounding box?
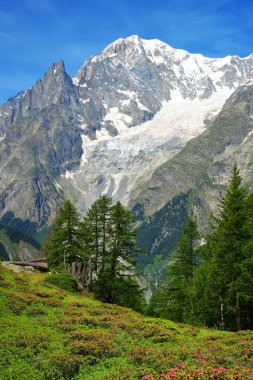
[69,36,253,147]
[76,35,239,74]
[1,35,253,230]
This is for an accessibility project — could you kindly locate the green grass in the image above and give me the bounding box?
[0,264,253,379]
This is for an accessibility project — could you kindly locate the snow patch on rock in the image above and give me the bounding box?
[64,88,233,211]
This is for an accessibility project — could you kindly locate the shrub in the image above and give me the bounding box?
[43,273,79,292]
[6,298,27,314]
[70,329,119,360]
[26,305,48,316]
[47,354,82,378]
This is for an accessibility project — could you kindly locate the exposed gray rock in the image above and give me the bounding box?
[1,35,253,234]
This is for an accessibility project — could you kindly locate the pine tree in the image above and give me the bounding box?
[149,218,200,322]
[45,200,81,270]
[190,218,221,327]
[243,193,253,327]
[45,196,144,310]
[107,201,137,278]
[192,164,253,330]
[91,201,142,306]
[84,194,112,274]
[212,164,250,330]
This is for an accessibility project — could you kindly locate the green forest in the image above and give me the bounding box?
[44,196,144,311]
[1,164,253,380]
[149,164,253,331]
[44,164,253,332]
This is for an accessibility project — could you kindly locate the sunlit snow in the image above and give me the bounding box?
[64,88,232,210]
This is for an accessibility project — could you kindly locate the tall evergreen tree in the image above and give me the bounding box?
[92,201,142,306]
[189,217,221,327]
[107,201,137,278]
[84,194,112,274]
[44,196,144,310]
[211,164,250,330]
[45,200,81,270]
[149,218,200,322]
[192,164,253,330]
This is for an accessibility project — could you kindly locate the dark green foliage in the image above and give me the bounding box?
[200,165,253,330]
[45,200,82,270]
[152,164,253,331]
[136,192,189,270]
[83,194,112,274]
[90,200,143,309]
[92,276,145,312]
[149,218,200,322]
[192,164,253,330]
[44,196,144,311]
[105,202,138,278]
[44,273,79,292]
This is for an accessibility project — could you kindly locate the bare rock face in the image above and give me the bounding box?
[1,35,253,234]
[0,61,83,227]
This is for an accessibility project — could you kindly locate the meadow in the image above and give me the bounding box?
[0,264,252,380]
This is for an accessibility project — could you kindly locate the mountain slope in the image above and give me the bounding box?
[60,36,253,213]
[0,225,40,261]
[0,265,252,379]
[0,61,83,227]
[1,35,253,233]
[131,80,253,260]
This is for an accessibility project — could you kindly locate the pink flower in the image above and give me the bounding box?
[142,376,150,380]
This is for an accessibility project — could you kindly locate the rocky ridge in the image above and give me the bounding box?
[0,35,253,238]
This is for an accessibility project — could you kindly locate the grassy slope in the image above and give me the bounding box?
[0,265,253,380]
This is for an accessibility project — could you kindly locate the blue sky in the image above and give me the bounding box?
[0,0,253,103]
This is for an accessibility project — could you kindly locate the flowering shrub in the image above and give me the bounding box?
[142,365,253,379]
[70,329,119,359]
[48,354,83,378]
[1,265,253,380]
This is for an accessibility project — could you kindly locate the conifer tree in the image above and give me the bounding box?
[46,200,81,270]
[92,201,142,305]
[84,194,112,274]
[210,164,249,330]
[192,164,253,330]
[107,201,137,278]
[45,196,144,310]
[149,218,200,321]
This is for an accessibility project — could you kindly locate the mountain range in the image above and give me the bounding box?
[1,35,253,271]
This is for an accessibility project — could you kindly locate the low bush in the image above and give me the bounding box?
[44,273,79,292]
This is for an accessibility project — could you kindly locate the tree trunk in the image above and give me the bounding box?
[220,296,225,330]
[63,250,66,271]
[236,292,241,331]
[71,262,77,276]
[86,257,93,291]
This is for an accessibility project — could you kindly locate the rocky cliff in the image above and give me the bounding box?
[0,35,253,246]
